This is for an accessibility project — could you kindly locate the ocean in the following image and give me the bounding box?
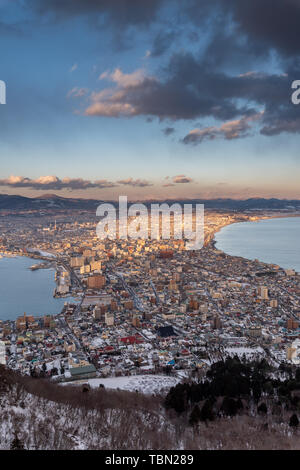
[0,256,73,321]
[215,216,300,272]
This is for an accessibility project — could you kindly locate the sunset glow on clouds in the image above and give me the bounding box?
[0,0,300,200]
[0,175,194,192]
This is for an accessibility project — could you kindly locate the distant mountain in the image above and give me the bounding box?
[0,193,300,211]
[0,194,101,210]
[34,193,66,199]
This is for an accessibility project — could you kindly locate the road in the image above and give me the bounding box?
[115,272,145,312]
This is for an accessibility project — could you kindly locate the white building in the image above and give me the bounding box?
[0,341,6,365]
[288,339,300,364]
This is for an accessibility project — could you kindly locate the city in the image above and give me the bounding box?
[1,209,299,390]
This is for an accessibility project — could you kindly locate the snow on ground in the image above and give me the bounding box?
[91,337,106,347]
[37,250,57,258]
[175,370,190,380]
[67,374,180,395]
[224,346,265,358]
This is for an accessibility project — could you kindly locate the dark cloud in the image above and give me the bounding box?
[18,0,300,62]
[186,0,300,58]
[0,176,117,190]
[172,175,193,184]
[221,0,300,58]
[0,175,156,190]
[260,115,300,137]
[150,29,176,57]
[27,0,166,28]
[116,178,153,187]
[162,127,175,136]
[85,56,296,140]
[182,113,263,145]
[26,1,300,141]
[85,58,255,121]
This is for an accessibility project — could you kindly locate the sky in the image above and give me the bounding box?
[0,0,300,200]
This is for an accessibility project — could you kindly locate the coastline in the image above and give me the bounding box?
[208,211,300,247]
[209,213,300,272]
[0,256,74,322]
[1,211,300,321]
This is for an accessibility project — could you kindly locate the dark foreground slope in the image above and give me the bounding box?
[1,360,300,450]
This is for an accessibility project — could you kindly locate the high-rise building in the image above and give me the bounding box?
[93,306,103,320]
[90,260,102,272]
[0,341,6,365]
[70,256,85,268]
[287,319,299,330]
[132,314,140,328]
[257,286,269,300]
[124,300,134,310]
[159,250,174,259]
[105,312,114,326]
[212,315,222,329]
[87,274,106,289]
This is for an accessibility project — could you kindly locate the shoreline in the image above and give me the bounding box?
[0,256,75,323]
[209,212,300,272]
[1,211,300,322]
[208,211,300,242]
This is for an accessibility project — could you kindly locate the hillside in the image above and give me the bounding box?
[1,358,300,450]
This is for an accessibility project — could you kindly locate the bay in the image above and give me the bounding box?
[0,256,73,321]
[215,216,300,273]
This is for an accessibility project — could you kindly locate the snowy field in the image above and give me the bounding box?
[36,250,57,258]
[224,346,265,359]
[66,374,180,395]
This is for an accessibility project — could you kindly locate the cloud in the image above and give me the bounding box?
[67,87,89,98]
[99,68,146,87]
[183,112,263,145]
[117,178,153,187]
[26,0,300,61]
[85,101,137,118]
[260,117,300,137]
[16,0,300,63]
[84,62,246,121]
[0,176,117,190]
[26,1,300,139]
[82,58,295,141]
[150,29,176,57]
[85,68,157,118]
[184,0,300,58]
[83,60,300,142]
[27,0,166,28]
[217,0,300,57]
[162,127,175,136]
[0,175,157,191]
[172,175,193,184]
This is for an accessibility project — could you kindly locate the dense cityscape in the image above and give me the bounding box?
[1,209,300,391]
